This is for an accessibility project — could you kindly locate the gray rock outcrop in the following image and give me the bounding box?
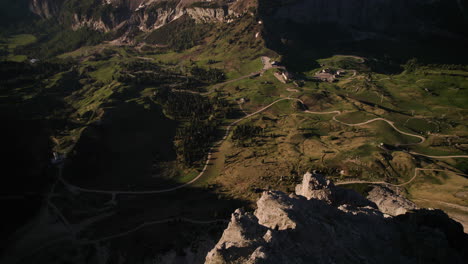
[367,185,418,216]
[205,172,467,264]
[295,171,334,202]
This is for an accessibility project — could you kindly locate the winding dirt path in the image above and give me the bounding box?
[333,54,365,63]
[302,111,468,186]
[60,97,301,195]
[81,217,229,244]
[332,116,426,145]
[301,106,425,144]
[336,168,468,187]
[409,152,468,159]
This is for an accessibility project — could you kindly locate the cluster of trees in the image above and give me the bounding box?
[155,91,232,165]
[112,60,230,166]
[232,125,264,141]
[402,58,419,73]
[14,26,106,59]
[116,71,181,86]
[115,61,226,91]
[0,48,8,58]
[120,61,163,72]
[403,58,468,74]
[0,0,37,30]
[0,60,72,89]
[422,64,468,71]
[146,15,213,52]
[115,61,185,86]
[157,92,214,119]
[0,59,81,123]
[176,118,218,165]
[88,49,117,61]
[190,66,225,84]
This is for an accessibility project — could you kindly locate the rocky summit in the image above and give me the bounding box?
[205,173,467,264]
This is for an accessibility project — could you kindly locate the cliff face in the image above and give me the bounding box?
[29,0,63,19]
[259,0,467,38]
[29,0,244,32]
[28,0,467,44]
[205,172,467,264]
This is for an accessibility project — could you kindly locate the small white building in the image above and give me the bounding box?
[336,70,347,76]
[282,71,293,82]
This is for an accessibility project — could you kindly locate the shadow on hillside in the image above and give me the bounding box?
[2,167,249,264]
[0,118,54,242]
[258,0,468,74]
[63,100,179,189]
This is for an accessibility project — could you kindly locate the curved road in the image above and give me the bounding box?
[336,168,468,187]
[61,56,467,195]
[332,116,426,145]
[302,107,426,144]
[60,97,301,195]
[409,152,468,159]
[81,217,229,244]
[302,111,468,186]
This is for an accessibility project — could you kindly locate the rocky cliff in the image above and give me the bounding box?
[29,0,245,32]
[259,0,468,38]
[205,172,467,264]
[29,0,63,19]
[27,0,468,48]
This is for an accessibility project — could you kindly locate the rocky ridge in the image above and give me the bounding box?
[29,0,246,33]
[367,185,418,217]
[205,172,467,264]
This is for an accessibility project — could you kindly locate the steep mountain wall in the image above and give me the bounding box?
[205,172,467,263]
[29,0,63,19]
[259,0,468,37]
[257,0,468,66]
[29,0,246,32]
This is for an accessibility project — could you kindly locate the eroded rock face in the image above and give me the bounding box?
[295,171,334,202]
[29,0,64,18]
[204,208,268,263]
[254,191,296,230]
[29,0,244,32]
[295,171,376,209]
[367,185,418,216]
[205,173,468,264]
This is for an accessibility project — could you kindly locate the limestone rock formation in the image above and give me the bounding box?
[29,0,244,33]
[295,171,334,202]
[367,185,418,216]
[29,0,63,19]
[205,172,467,264]
[254,191,297,230]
